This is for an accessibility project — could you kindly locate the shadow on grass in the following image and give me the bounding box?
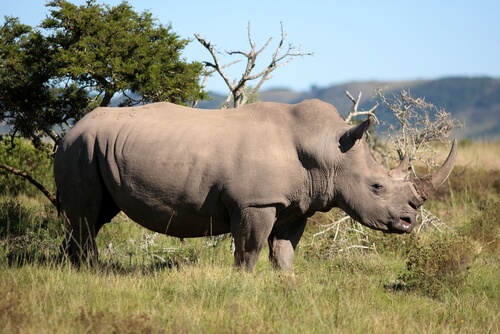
[3,236,202,277]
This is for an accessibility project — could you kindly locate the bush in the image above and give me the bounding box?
[401,233,475,298]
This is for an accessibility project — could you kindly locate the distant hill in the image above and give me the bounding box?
[199,77,500,139]
[2,77,499,139]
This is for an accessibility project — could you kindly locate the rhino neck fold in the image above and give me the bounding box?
[302,168,336,213]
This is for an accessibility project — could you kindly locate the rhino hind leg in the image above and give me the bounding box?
[70,187,120,266]
[268,218,307,271]
[231,206,276,271]
[59,169,120,267]
[63,196,120,266]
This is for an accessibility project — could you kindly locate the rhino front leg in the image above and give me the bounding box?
[268,218,307,271]
[231,206,276,271]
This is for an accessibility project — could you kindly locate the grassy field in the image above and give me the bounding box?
[1,140,499,333]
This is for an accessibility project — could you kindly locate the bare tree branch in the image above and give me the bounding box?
[195,22,313,108]
[0,163,57,207]
[344,91,379,124]
[194,34,237,92]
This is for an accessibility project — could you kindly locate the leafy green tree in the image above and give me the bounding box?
[0,17,77,146]
[0,0,207,146]
[43,0,206,108]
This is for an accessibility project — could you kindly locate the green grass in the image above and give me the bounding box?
[0,140,499,333]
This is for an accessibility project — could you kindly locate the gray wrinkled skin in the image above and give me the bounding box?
[54,99,456,271]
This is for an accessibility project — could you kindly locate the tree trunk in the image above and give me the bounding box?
[101,90,115,107]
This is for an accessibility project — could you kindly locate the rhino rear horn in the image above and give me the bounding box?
[339,116,374,152]
[389,154,410,181]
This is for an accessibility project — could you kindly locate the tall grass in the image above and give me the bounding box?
[0,141,499,333]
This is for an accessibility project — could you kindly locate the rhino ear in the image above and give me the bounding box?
[339,116,374,152]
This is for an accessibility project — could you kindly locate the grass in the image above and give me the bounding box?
[0,251,498,333]
[453,139,500,170]
[0,140,499,333]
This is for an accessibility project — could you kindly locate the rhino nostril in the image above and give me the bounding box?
[401,216,413,225]
[409,202,418,210]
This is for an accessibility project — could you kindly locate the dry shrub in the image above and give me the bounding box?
[402,233,475,298]
[375,88,462,172]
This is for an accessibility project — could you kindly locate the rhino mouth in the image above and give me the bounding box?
[389,217,415,234]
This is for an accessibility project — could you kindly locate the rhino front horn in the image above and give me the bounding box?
[430,139,458,188]
[412,139,458,201]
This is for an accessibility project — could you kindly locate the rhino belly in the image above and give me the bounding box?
[118,202,231,238]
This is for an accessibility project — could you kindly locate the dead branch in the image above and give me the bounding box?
[416,207,449,233]
[195,22,313,108]
[194,35,239,93]
[309,212,377,256]
[0,163,57,207]
[344,91,379,124]
[311,215,351,241]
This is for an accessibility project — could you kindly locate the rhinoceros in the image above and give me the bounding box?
[54,99,457,270]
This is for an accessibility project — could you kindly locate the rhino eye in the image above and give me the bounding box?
[371,183,384,192]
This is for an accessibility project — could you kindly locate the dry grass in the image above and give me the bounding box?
[452,140,500,170]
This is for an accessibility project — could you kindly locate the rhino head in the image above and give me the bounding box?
[334,117,457,234]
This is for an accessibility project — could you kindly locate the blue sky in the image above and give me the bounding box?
[2,0,499,94]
